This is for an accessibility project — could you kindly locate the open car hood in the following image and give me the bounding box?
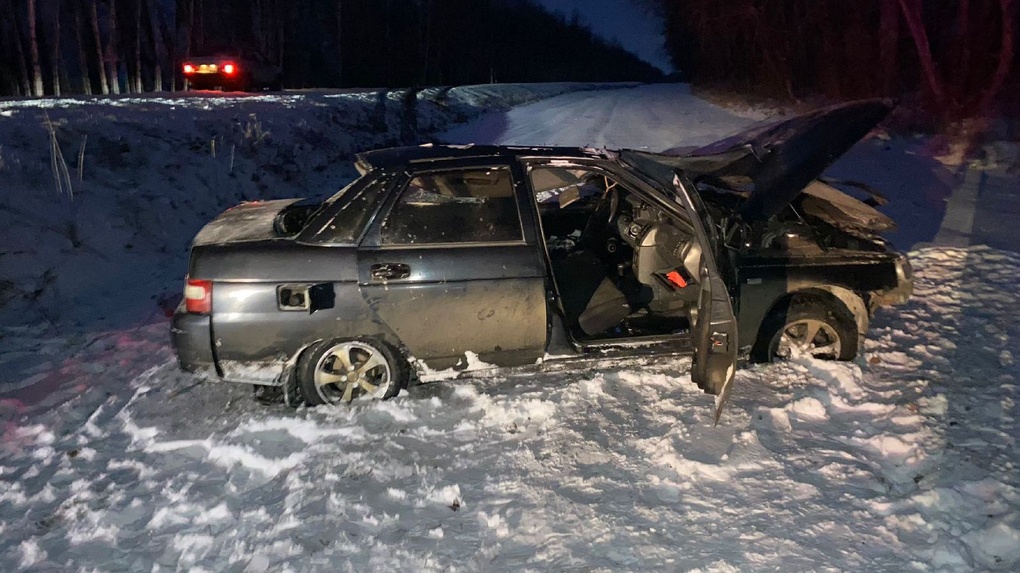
[663,99,893,222]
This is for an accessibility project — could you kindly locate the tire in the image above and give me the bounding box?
[297,338,407,406]
[754,299,857,362]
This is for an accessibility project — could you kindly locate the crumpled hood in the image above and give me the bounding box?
[664,99,894,222]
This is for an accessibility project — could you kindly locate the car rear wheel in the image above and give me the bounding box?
[297,339,406,406]
[757,300,857,362]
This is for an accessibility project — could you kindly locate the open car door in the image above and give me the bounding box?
[691,264,738,424]
[672,174,739,423]
[616,151,739,422]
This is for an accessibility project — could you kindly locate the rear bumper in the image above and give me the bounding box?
[186,75,247,91]
[170,305,218,376]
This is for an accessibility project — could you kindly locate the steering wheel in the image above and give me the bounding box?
[577,186,619,251]
[604,187,620,226]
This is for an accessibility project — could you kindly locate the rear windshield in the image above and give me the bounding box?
[297,174,389,245]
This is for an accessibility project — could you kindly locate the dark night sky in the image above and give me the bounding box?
[533,0,673,73]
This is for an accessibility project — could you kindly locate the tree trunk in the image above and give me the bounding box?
[194,0,204,52]
[90,0,109,94]
[336,0,342,85]
[50,0,61,96]
[878,0,900,95]
[422,0,433,85]
[144,0,164,91]
[133,0,142,92]
[4,0,32,95]
[28,0,44,95]
[896,0,944,108]
[106,0,120,94]
[276,0,284,73]
[954,0,972,94]
[152,0,173,90]
[174,0,194,90]
[75,1,93,94]
[979,0,1016,111]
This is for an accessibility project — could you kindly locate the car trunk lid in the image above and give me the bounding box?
[192,199,303,247]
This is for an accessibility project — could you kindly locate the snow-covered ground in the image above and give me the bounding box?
[1,84,1018,571]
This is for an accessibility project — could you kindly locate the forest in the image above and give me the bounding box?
[0,0,664,97]
[647,0,1018,122]
[5,0,1016,125]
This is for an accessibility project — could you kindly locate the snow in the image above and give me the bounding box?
[1,83,1019,571]
[441,83,770,150]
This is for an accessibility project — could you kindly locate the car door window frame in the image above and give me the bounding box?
[362,159,538,249]
[521,157,697,227]
[297,171,400,246]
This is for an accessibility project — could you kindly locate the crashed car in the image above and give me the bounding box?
[182,46,283,92]
[171,99,912,420]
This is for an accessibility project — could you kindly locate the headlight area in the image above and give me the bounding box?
[871,254,913,308]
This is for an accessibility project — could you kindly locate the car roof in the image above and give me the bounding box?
[356,144,616,172]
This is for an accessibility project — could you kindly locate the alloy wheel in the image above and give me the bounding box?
[312,341,392,404]
[773,318,843,359]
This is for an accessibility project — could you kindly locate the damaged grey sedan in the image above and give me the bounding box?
[171,99,912,421]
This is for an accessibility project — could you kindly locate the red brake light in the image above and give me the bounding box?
[184,279,212,314]
[222,63,236,75]
[183,63,195,75]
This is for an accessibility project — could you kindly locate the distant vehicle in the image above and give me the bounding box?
[171,100,912,421]
[182,47,282,92]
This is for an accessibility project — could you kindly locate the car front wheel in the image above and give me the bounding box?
[757,300,857,362]
[297,339,406,406]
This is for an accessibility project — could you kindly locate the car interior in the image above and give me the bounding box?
[380,168,523,244]
[528,165,704,343]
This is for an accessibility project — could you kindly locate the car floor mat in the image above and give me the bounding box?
[578,277,631,336]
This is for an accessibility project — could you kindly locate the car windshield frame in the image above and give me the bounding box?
[619,150,719,246]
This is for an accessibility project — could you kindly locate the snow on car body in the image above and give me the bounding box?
[171,100,912,420]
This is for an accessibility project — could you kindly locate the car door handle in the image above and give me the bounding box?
[370,263,411,281]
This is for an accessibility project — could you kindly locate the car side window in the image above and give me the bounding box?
[380,167,523,245]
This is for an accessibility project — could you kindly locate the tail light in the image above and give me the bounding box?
[182,63,195,75]
[184,278,212,314]
[222,63,237,75]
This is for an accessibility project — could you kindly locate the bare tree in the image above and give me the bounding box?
[89,0,109,94]
[28,0,44,95]
[49,0,62,96]
[979,0,1015,111]
[896,0,945,107]
[336,0,343,84]
[175,0,194,90]
[878,0,899,95]
[133,0,142,92]
[145,0,165,91]
[1,0,31,95]
[75,1,93,94]
[105,0,120,94]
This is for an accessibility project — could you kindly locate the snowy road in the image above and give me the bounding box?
[441,83,767,151]
[1,85,1018,572]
